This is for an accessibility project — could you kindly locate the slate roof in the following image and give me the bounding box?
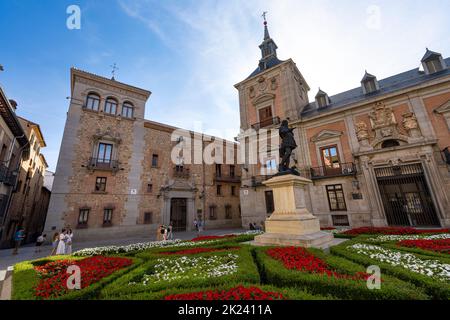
[247,56,285,79]
[421,49,442,62]
[301,57,450,119]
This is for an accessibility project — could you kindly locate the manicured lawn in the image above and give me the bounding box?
[12,230,450,300]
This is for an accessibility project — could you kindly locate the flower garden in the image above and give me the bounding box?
[11,229,450,300]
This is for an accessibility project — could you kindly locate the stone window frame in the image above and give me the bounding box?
[85,92,101,111]
[434,100,450,132]
[103,96,119,116]
[253,93,276,124]
[216,184,222,196]
[144,212,153,224]
[95,177,107,192]
[151,153,159,168]
[103,208,113,227]
[326,184,347,212]
[92,138,119,165]
[313,137,345,168]
[77,207,90,228]
[121,101,135,119]
[209,205,217,220]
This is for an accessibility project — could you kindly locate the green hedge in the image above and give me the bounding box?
[381,243,450,262]
[330,241,450,300]
[253,246,429,300]
[111,283,333,300]
[100,246,260,299]
[135,243,243,260]
[12,255,142,300]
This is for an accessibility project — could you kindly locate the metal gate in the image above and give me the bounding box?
[170,198,187,232]
[375,164,440,227]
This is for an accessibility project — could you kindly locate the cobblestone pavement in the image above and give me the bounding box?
[0,228,245,270]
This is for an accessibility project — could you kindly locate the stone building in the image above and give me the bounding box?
[6,117,50,244]
[236,21,450,229]
[0,86,30,248]
[44,68,241,241]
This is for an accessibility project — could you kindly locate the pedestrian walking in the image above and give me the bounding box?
[56,229,67,255]
[193,218,198,233]
[35,234,47,253]
[168,222,174,240]
[12,227,25,255]
[163,225,168,241]
[50,232,59,256]
[65,229,73,255]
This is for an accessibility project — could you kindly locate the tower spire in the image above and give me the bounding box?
[258,12,278,70]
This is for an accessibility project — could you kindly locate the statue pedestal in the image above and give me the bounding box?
[254,174,334,248]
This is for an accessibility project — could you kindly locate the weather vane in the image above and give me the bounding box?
[262,11,268,24]
[110,63,119,80]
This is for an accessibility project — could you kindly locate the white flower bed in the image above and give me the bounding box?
[72,231,260,257]
[130,253,239,285]
[348,243,450,282]
[367,233,450,243]
[73,239,218,257]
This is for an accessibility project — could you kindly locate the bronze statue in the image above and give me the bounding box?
[278,120,297,173]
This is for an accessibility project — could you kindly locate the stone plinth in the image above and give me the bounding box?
[254,174,334,248]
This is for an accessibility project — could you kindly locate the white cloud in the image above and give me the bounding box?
[117,0,450,141]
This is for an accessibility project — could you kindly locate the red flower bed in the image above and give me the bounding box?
[267,247,369,281]
[321,227,336,231]
[34,256,132,299]
[342,227,450,236]
[164,285,285,300]
[159,247,240,255]
[397,239,450,254]
[190,235,237,242]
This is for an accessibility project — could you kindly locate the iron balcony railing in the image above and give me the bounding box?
[173,166,190,179]
[214,173,241,183]
[87,158,120,172]
[0,163,19,186]
[310,163,357,180]
[251,117,281,130]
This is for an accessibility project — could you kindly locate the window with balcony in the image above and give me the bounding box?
[321,145,340,169]
[104,98,118,115]
[258,106,273,127]
[86,93,100,111]
[95,177,107,192]
[78,209,89,227]
[122,102,134,118]
[97,143,113,165]
[326,185,347,211]
[103,208,113,226]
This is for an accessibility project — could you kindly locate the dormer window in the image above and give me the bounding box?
[315,89,330,108]
[421,49,445,75]
[361,72,379,94]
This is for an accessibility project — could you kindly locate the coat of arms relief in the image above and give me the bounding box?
[354,102,422,151]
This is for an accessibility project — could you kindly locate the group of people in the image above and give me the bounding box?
[50,228,74,255]
[12,227,73,256]
[157,223,173,241]
[193,218,204,235]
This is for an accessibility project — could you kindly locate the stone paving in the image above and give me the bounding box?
[0,228,245,270]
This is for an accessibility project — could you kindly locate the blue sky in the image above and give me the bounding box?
[0,0,449,171]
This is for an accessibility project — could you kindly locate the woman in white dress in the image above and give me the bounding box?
[65,229,73,255]
[56,229,67,255]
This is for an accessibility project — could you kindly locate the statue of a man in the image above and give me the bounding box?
[279,120,297,172]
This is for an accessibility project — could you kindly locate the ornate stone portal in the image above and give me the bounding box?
[254,174,334,248]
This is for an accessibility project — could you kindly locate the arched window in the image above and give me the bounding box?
[85,93,100,111]
[121,102,134,118]
[104,98,118,115]
[381,140,400,149]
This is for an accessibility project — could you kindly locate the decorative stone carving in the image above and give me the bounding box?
[369,102,396,129]
[93,128,122,144]
[249,86,256,98]
[368,102,409,148]
[355,122,370,141]
[402,112,422,139]
[258,76,267,92]
[270,77,278,90]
